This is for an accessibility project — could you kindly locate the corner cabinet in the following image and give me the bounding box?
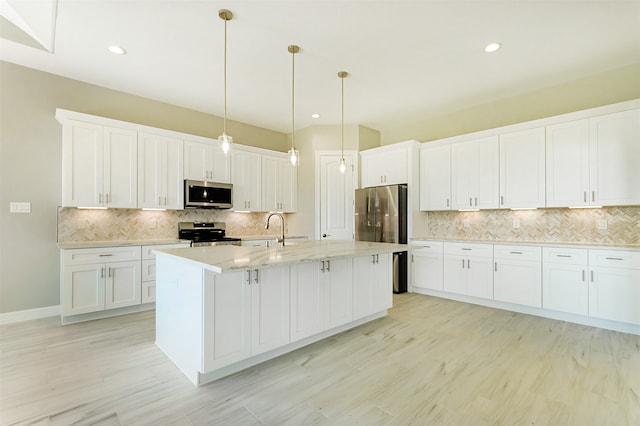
[137,133,184,209]
[61,120,138,208]
[183,139,231,183]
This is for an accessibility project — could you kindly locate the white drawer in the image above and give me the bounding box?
[142,243,191,260]
[141,281,156,304]
[411,240,443,254]
[543,247,588,265]
[141,259,156,281]
[494,245,541,262]
[63,246,141,265]
[444,242,493,257]
[589,249,640,269]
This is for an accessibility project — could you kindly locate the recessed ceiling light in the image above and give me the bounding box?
[484,42,501,53]
[108,45,127,55]
[311,113,320,119]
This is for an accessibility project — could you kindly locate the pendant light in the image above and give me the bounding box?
[338,71,348,174]
[288,45,300,166]
[218,9,233,154]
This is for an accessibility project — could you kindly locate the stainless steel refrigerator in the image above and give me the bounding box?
[354,184,408,293]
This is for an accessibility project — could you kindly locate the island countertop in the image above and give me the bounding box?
[154,240,412,273]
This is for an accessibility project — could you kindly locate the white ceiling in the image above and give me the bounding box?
[2,0,640,141]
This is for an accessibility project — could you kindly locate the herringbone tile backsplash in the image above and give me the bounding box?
[57,208,288,242]
[422,206,639,244]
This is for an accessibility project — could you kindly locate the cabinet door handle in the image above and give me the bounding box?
[99,193,103,203]
[158,196,162,205]
[246,270,251,285]
[467,259,470,269]
[254,269,259,284]
[495,262,497,272]
[474,197,477,206]
[327,260,331,272]
[411,254,414,263]
[446,198,450,207]
[591,270,594,282]
[108,267,112,277]
[321,260,325,272]
[501,195,504,205]
[372,255,376,264]
[592,191,595,202]
[469,197,472,207]
[376,254,380,264]
[583,192,587,203]
[164,196,167,205]
[105,193,110,203]
[582,270,585,282]
[462,259,465,269]
[101,267,105,278]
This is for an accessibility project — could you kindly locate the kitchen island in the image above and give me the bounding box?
[154,240,409,386]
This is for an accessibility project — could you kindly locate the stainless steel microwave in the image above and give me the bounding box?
[184,180,233,209]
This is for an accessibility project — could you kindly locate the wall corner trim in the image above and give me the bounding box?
[0,305,61,325]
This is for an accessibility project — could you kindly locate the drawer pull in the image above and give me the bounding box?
[99,254,113,257]
[461,248,472,251]
[605,257,623,261]
[556,254,572,258]
[510,251,523,255]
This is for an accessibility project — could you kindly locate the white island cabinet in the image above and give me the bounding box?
[154,240,408,386]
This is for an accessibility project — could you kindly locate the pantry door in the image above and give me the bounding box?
[316,151,357,241]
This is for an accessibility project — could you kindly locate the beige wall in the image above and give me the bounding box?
[382,62,640,145]
[0,61,287,314]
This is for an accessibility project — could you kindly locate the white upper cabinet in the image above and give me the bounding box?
[231,149,262,211]
[137,132,183,209]
[361,147,408,187]
[546,119,591,207]
[261,155,297,212]
[183,139,230,183]
[589,109,640,206]
[451,136,499,210]
[499,127,546,208]
[546,109,640,207]
[420,144,451,211]
[62,120,137,208]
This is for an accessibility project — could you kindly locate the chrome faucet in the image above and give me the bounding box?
[265,213,285,246]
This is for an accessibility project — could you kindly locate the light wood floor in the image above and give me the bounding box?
[1,293,639,425]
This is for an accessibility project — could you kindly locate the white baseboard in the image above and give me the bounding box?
[0,305,61,325]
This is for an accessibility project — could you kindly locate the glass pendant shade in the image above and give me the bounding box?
[288,147,299,166]
[218,132,233,154]
[339,157,346,174]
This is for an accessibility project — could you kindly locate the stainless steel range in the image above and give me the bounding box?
[178,222,242,247]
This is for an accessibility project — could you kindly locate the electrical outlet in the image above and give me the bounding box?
[463,219,470,228]
[597,219,608,230]
[513,219,520,229]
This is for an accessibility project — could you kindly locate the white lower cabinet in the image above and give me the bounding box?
[353,253,392,319]
[542,247,589,316]
[588,250,640,325]
[140,243,190,304]
[493,245,542,308]
[61,246,142,317]
[203,265,290,371]
[411,241,444,291]
[290,258,353,342]
[443,243,493,299]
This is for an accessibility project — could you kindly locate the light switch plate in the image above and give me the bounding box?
[513,219,520,229]
[463,219,470,228]
[10,202,31,213]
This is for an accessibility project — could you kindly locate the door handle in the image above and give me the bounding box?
[322,233,331,238]
[326,260,331,272]
[254,269,259,284]
[321,260,325,272]
[247,270,252,285]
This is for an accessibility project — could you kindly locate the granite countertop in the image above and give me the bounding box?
[154,240,414,273]
[410,237,640,250]
[57,239,190,249]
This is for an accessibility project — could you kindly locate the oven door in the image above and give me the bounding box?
[184,180,233,209]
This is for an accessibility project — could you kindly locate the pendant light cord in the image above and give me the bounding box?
[341,73,344,159]
[223,17,228,135]
[291,48,295,150]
